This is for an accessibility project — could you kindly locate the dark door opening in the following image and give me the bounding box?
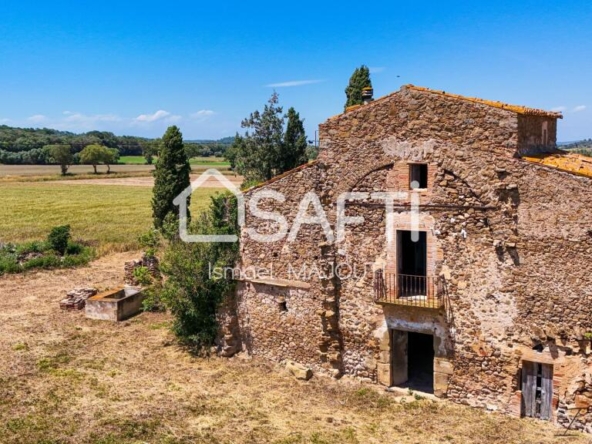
[390,330,434,394]
[397,231,427,297]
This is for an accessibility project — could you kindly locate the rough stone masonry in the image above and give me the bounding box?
[218,85,592,431]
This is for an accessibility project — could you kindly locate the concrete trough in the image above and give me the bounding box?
[85,286,145,321]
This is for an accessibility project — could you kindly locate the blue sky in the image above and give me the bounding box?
[1,1,591,141]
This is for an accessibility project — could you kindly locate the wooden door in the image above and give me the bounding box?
[390,330,408,386]
[522,361,553,420]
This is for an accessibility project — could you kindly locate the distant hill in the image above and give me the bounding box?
[186,136,234,145]
[561,138,592,149]
[561,139,592,157]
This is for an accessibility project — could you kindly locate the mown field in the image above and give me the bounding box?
[0,182,223,253]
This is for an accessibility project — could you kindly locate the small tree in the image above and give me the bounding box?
[344,65,372,109]
[46,144,74,175]
[47,225,71,255]
[152,126,191,228]
[79,144,105,174]
[280,107,308,172]
[143,140,158,165]
[102,147,119,173]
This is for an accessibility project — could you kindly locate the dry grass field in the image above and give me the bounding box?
[0,182,224,253]
[0,253,589,444]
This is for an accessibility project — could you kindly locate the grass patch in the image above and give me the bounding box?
[0,233,95,275]
[0,183,223,253]
[119,155,230,167]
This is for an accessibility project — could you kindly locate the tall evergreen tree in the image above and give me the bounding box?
[344,65,372,109]
[230,94,310,184]
[234,92,285,182]
[152,126,191,229]
[280,107,308,172]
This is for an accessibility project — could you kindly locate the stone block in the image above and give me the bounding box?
[575,395,592,409]
[377,363,391,386]
[434,372,450,398]
[434,357,454,375]
[285,360,313,381]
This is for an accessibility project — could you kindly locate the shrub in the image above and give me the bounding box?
[65,241,83,255]
[138,229,161,258]
[133,266,153,286]
[47,225,71,255]
[159,192,239,353]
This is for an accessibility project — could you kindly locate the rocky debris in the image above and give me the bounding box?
[124,254,160,285]
[285,360,313,381]
[216,296,242,357]
[59,287,98,310]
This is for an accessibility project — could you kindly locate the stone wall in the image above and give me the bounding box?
[228,85,592,427]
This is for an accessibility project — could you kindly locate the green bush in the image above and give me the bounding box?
[0,227,94,275]
[133,266,153,286]
[15,240,47,255]
[65,241,83,255]
[159,192,239,353]
[47,225,71,255]
[138,229,161,258]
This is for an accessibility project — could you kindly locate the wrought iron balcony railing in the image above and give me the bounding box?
[373,270,444,308]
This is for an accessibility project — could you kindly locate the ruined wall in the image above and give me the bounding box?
[231,85,592,425]
[517,115,558,155]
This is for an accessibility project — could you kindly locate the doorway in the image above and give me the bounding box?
[397,231,427,297]
[390,330,435,393]
[522,361,553,420]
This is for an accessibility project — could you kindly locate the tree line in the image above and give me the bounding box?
[0,125,234,165]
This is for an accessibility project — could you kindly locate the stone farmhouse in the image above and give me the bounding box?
[218,85,592,429]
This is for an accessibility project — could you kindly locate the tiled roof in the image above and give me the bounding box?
[523,152,592,179]
[406,85,563,119]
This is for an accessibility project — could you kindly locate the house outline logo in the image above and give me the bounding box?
[173,168,245,243]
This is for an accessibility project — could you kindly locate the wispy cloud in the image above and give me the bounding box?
[573,105,586,113]
[369,67,386,74]
[63,112,121,124]
[0,118,11,124]
[265,79,324,88]
[551,106,567,112]
[190,109,215,119]
[134,110,181,123]
[27,114,48,123]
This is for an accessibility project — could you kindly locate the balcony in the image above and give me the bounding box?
[373,270,444,308]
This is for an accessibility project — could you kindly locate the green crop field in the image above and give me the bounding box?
[0,182,223,253]
[118,155,230,167]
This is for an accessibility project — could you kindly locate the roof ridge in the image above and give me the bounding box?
[243,160,320,193]
[405,85,563,119]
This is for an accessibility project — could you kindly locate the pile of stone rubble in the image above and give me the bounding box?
[124,254,160,285]
[59,287,98,310]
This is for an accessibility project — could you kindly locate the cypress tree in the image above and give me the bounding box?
[152,126,191,229]
[344,65,372,109]
[280,107,308,172]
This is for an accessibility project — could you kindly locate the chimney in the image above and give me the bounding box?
[362,87,374,105]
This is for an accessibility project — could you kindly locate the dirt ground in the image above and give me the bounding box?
[0,255,590,444]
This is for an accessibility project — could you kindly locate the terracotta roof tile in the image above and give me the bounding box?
[523,152,592,179]
[406,85,563,119]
